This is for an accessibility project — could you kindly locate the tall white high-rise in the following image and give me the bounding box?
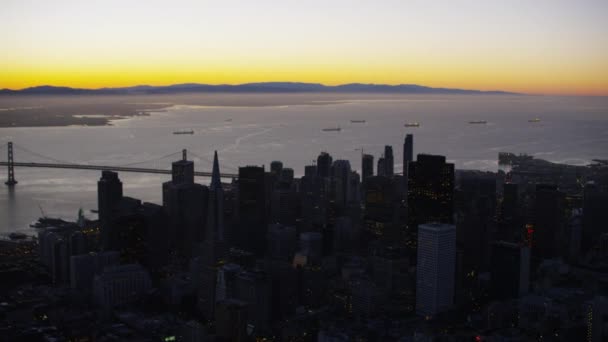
[416,223,456,317]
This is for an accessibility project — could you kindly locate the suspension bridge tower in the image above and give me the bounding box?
[5,142,17,186]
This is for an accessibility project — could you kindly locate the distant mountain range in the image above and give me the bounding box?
[0,82,518,95]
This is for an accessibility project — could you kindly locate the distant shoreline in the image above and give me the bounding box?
[0,92,527,128]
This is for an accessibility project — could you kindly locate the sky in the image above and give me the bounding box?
[1,0,607,95]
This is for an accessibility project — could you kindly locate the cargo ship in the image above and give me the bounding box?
[350,120,366,123]
[404,122,420,127]
[322,127,341,132]
[468,120,487,124]
[173,130,194,135]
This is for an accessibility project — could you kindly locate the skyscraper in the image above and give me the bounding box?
[377,157,386,177]
[332,160,352,208]
[362,154,374,182]
[171,149,194,185]
[407,154,454,230]
[403,134,413,195]
[270,160,283,176]
[416,223,456,317]
[198,151,227,319]
[403,134,413,174]
[317,152,333,179]
[204,151,226,263]
[500,182,521,241]
[533,184,564,261]
[163,153,208,260]
[384,145,394,177]
[237,165,266,256]
[490,241,530,300]
[98,170,123,250]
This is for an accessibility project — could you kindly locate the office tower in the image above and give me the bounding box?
[588,296,608,342]
[300,166,328,231]
[456,171,496,273]
[403,134,413,194]
[266,224,297,261]
[332,160,352,208]
[362,154,374,182]
[384,145,394,176]
[490,241,530,300]
[93,264,152,309]
[371,246,409,293]
[377,157,386,177]
[304,164,317,178]
[348,171,361,204]
[270,160,283,175]
[198,152,228,319]
[215,263,242,302]
[162,152,209,260]
[582,181,608,253]
[364,175,397,226]
[234,270,272,331]
[171,150,194,184]
[70,251,120,292]
[533,184,564,261]
[403,134,413,174]
[98,170,123,249]
[237,165,266,256]
[163,179,208,260]
[317,152,333,179]
[351,278,386,317]
[203,151,226,264]
[407,154,455,230]
[416,223,456,317]
[215,299,248,342]
[500,182,521,240]
[279,167,294,183]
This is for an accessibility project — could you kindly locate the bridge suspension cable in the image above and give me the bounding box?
[12,143,78,165]
[118,151,183,167]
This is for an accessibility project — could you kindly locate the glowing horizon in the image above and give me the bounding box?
[1,1,607,96]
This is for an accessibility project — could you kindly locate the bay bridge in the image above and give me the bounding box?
[1,142,239,186]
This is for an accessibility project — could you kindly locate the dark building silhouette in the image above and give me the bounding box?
[500,183,522,241]
[270,160,283,176]
[362,154,374,182]
[533,184,564,261]
[237,165,266,256]
[490,241,530,300]
[364,176,399,240]
[582,181,608,253]
[317,152,333,179]
[98,170,123,249]
[198,151,228,319]
[377,157,386,177]
[455,171,496,273]
[407,154,454,230]
[384,145,394,177]
[403,134,413,194]
[403,134,413,173]
[171,149,194,184]
[304,164,317,178]
[163,154,208,260]
[215,299,248,342]
[331,160,352,208]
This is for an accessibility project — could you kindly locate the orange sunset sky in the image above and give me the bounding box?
[1,0,607,95]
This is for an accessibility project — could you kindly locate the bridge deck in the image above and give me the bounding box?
[0,161,238,178]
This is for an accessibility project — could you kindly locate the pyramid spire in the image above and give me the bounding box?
[210,150,221,191]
